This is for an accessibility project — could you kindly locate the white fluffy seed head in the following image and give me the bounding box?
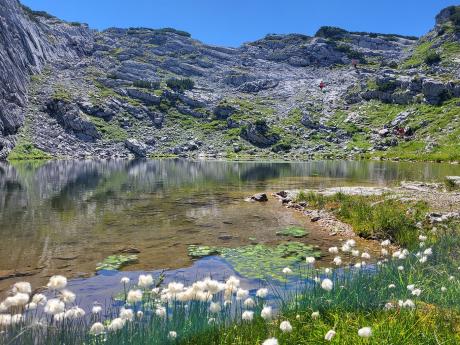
[127,289,143,304]
[47,275,67,290]
[358,327,372,338]
[261,306,273,320]
[325,330,336,341]
[138,275,154,289]
[280,320,293,333]
[242,310,254,321]
[262,338,278,345]
[321,278,333,292]
[256,288,268,298]
[13,282,32,295]
[90,322,105,335]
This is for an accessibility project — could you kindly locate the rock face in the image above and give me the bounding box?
[0,1,459,160]
[0,0,93,157]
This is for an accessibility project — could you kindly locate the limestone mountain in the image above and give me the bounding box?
[0,0,459,161]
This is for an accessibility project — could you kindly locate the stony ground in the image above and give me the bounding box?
[0,1,459,161]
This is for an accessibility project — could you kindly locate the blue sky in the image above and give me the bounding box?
[21,0,458,47]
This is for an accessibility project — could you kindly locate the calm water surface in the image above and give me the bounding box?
[1,159,459,297]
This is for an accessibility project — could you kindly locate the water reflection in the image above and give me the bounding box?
[0,159,459,294]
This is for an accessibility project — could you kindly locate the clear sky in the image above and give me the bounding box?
[20,0,459,47]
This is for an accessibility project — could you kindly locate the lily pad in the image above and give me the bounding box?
[276,226,308,238]
[96,254,138,271]
[220,242,321,281]
[187,245,221,258]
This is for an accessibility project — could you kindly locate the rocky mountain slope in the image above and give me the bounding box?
[0,0,459,161]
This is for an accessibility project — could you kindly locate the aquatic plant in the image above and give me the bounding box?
[275,226,308,238]
[96,254,139,271]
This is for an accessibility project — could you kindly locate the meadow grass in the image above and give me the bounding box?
[295,191,427,247]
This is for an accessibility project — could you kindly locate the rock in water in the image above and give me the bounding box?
[251,193,268,202]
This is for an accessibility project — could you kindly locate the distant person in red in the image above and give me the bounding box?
[319,81,325,92]
[351,59,358,69]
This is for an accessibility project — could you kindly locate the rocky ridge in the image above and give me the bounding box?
[0,0,459,161]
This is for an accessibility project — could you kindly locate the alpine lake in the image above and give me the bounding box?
[1,159,460,306]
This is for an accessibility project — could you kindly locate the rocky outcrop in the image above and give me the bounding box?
[45,99,100,141]
[240,122,280,147]
[125,138,147,157]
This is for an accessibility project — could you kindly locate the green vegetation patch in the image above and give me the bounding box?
[8,143,51,161]
[187,245,221,258]
[276,226,308,238]
[296,191,428,247]
[89,116,128,142]
[188,242,321,281]
[96,254,138,271]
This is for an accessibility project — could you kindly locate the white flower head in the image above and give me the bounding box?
[44,298,65,315]
[321,278,333,292]
[119,307,134,321]
[243,298,255,308]
[361,252,371,260]
[256,288,268,298]
[261,306,273,320]
[13,282,32,295]
[127,289,143,304]
[60,289,76,304]
[282,267,293,275]
[262,338,278,345]
[381,239,391,246]
[280,320,293,333]
[108,318,125,331]
[120,277,130,284]
[90,322,105,335]
[411,288,422,297]
[209,302,221,314]
[306,256,316,264]
[92,305,102,314]
[242,310,254,321]
[358,327,372,338]
[168,331,177,339]
[325,329,336,341]
[311,311,320,319]
[328,246,339,254]
[47,275,67,290]
[333,256,342,266]
[138,274,153,289]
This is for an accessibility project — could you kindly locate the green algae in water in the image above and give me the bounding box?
[276,226,308,238]
[96,254,139,271]
[187,245,221,258]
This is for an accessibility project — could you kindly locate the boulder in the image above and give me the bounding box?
[125,138,147,157]
[250,193,268,202]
